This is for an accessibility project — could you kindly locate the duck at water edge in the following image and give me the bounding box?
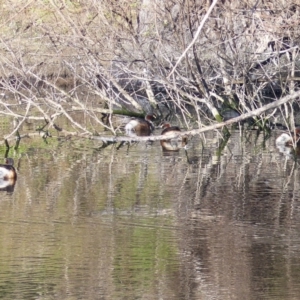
[160,123,188,151]
[0,158,17,180]
[0,178,16,193]
[276,128,300,147]
[125,114,157,136]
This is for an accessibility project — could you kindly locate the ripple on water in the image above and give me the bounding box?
[0,131,299,299]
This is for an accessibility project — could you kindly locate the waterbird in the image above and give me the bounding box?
[0,158,17,180]
[276,128,300,147]
[125,114,156,136]
[160,123,188,151]
[0,178,16,193]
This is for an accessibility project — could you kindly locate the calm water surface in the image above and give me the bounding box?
[0,130,300,299]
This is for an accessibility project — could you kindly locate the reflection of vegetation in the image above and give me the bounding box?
[0,0,299,144]
[215,128,231,157]
[0,135,58,155]
[0,126,298,299]
[113,217,178,296]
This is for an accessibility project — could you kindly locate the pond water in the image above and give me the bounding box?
[0,129,300,300]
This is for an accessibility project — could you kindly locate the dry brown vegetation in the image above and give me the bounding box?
[1,0,300,140]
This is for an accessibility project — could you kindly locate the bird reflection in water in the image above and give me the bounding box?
[160,123,188,152]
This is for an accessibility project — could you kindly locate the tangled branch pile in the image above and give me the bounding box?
[0,0,300,138]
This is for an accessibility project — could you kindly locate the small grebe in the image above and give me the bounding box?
[276,128,300,147]
[125,114,156,136]
[0,158,17,180]
[160,123,188,151]
[0,178,16,193]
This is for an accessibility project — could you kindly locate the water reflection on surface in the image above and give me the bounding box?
[0,130,300,299]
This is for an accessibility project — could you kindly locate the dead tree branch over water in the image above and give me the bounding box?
[0,88,299,148]
[88,90,300,143]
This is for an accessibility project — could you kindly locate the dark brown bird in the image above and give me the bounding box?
[160,123,188,151]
